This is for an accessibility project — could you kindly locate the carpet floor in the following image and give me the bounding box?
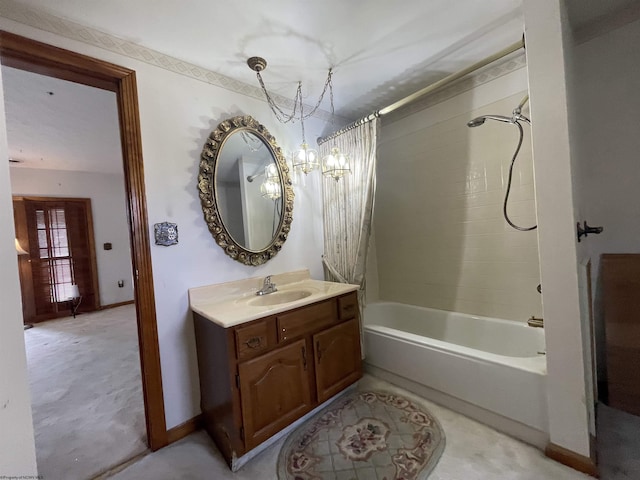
[24,304,147,480]
[107,375,590,480]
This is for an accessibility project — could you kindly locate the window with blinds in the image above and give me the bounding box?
[15,197,99,321]
[36,207,77,303]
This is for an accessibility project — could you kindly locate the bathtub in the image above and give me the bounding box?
[363,302,548,445]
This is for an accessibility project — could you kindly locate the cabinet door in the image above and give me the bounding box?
[238,338,312,450]
[314,318,362,404]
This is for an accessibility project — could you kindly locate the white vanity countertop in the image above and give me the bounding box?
[189,269,358,328]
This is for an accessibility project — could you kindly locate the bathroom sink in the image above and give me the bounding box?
[247,289,313,307]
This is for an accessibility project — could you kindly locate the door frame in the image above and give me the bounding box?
[0,30,168,450]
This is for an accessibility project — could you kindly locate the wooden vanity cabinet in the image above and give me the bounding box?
[238,338,312,450]
[314,318,361,404]
[193,291,361,468]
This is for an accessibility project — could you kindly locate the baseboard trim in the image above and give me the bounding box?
[545,442,598,477]
[166,414,203,445]
[99,300,135,310]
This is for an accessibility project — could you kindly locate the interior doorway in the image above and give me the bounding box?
[0,31,167,454]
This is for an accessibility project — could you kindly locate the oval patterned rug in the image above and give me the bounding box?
[277,390,445,480]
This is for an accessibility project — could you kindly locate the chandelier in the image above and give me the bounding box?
[260,163,281,200]
[247,162,281,201]
[247,57,350,180]
[322,147,351,181]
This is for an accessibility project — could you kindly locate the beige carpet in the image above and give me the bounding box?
[24,304,147,480]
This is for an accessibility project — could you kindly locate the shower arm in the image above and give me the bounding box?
[247,171,263,183]
[512,94,530,124]
[514,94,529,115]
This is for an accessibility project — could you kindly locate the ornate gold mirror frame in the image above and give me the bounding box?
[198,115,294,266]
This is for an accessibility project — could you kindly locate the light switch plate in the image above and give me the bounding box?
[154,222,178,246]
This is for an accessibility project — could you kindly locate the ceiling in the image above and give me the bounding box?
[3,65,123,174]
[565,0,639,30]
[8,0,527,121]
[2,0,636,174]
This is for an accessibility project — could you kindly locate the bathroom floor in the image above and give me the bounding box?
[596,403,640,479]
[104,375,591,480]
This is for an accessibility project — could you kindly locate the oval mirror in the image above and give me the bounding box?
[198,115,293,266]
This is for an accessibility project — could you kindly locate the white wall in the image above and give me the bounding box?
[0,61,38,477]
[571,17,640,390]
[573,17,640,260]
[239,156,278,250]
[523,0,591,457]
[0,17,328,434]
[10,167,135,306]
[374,67,542,322]
[218,179,245,245]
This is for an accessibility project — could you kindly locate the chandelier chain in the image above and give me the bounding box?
[299,68,333,121]
[329,77,335,124]
[256,72,300,123]
[254,68,334,124]
[299,84,306,143]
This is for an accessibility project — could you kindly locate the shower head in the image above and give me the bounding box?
[467,117,487,127]
[467,115,514,128]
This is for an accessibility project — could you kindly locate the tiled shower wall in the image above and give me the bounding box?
[372,68,543,321]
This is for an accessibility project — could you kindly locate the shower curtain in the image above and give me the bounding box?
[319,119,378,349]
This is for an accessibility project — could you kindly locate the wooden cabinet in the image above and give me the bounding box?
[239,339,312,450]
[193,291,361,469]
[314,318,361,404]
[601,254,640,416]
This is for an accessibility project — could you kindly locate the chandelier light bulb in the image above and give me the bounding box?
[260,178,281,200]
[293,143,319,175]
[264,163,279,182]
[323,147,351,181]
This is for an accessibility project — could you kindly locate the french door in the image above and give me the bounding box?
[14,197,99,322]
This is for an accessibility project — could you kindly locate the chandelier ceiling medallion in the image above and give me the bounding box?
[247,56,350,181]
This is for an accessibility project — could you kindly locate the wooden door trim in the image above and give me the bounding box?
[1,31,168,450]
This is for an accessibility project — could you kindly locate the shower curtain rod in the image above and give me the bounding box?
[317,38,525,146]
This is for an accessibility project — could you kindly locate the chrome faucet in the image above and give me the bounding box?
[256,275,277,296]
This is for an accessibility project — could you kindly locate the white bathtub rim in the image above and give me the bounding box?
[364,301,533,327]
[365,324,547,375]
